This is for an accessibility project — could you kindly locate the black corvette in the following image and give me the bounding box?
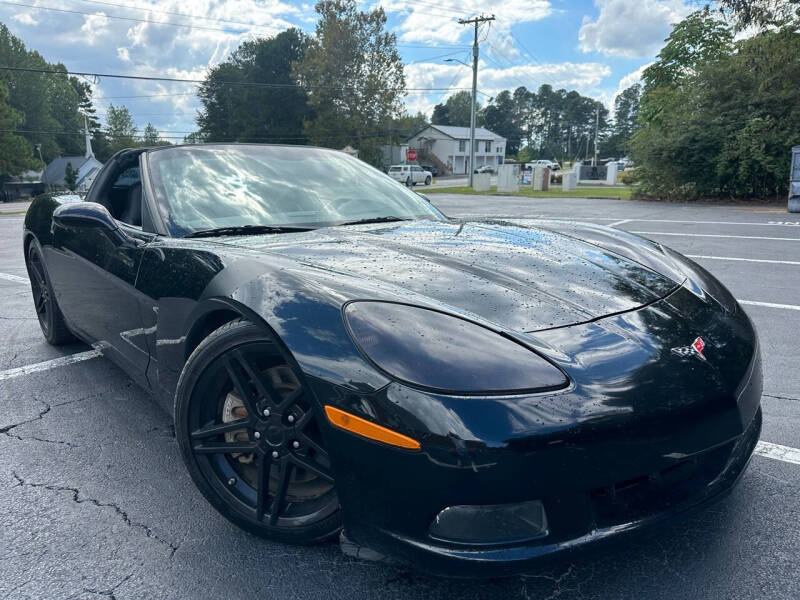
[23,144,761,577]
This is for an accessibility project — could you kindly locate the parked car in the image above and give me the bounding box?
[22,143,762,577]
[473,165,496,174]
[421,164,439,177]
[526,160,560,172]
[387,164,432,186]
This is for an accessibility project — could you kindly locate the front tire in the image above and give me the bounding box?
[175,319,340,544]
[25,244,75,345]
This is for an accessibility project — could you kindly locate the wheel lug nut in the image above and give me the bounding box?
[263,408,270,417]
[271,451,279,459]
[253,431,261,439]
[227,477,237,486]
[287,415,295,424]
[292,441,300,449]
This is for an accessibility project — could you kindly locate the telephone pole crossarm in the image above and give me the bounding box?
[457,14,494,187]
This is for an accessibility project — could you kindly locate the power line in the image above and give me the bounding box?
[0,65,474,92]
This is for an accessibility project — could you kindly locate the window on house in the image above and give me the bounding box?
[458,140,466,152]
[485,141,491,152]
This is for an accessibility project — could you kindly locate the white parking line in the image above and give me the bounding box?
[622,219,800,227]
[609,219,631,227]
[631,231,800,242]
[755,441,800,466]
[0,272,29,284]
[687,255,800,266]
[739,300,800,312]
[0,349,102,382]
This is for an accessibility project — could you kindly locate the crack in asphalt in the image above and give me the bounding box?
[0,393,104,446]
[74,573,134,600]
[10,471,179,558]
[520,564,578,600]
[763,393,800,403]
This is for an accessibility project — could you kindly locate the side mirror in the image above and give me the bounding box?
[53,202,117,230]
[53,202,128,244]
[416,192,431,203]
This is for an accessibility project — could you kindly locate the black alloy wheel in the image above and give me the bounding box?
[175,319,340,543]
[26,244,75,345]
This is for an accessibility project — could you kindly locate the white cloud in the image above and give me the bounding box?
[12,12,37,26]
[403,60,611,115]
[578,0,689,58]
[381,0,552,46]
[81,12,111,41]
[117,47,131,62]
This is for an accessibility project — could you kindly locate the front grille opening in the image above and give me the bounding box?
[589,442,734,528]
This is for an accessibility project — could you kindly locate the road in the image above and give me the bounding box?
[1,195,799,599]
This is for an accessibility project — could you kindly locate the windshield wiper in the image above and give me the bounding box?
[337,216,412,226]
[185,224,314,238]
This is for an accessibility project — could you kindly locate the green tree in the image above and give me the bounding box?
[601,84,641,157]
[431,102,449,125]
[197,28,311,144]
[481,90,523,154]
[631,11,800,199]
[0,24,97,161]
[0,81,36,178]
[64,161,77,191]
[715,0,799,29]
[441,91,476,127]
[142,122,160,145]
[102,104,137,158]
[295,0,405,165]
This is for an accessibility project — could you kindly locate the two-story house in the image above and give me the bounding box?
[406,125,506,175]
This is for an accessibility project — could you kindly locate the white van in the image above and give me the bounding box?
[388,164,432,187]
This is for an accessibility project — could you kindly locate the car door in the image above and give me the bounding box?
[47,153,153,383]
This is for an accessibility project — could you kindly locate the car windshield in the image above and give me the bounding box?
[146,145,444,236]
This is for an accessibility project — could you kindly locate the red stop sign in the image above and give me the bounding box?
[406,149,417,162]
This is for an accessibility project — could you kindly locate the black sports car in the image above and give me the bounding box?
[23,144,762,577]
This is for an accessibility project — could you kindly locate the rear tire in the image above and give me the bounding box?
[25,244,75,346]
[175,319,341,544]
[406,177,413,187]
[424,176,431,185]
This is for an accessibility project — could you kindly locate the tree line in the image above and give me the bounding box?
[632,3,799,199]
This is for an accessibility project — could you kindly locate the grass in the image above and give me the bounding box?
[0,209,27,215]
[424,185,633,200]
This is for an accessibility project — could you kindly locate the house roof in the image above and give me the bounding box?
[411,124,506,142]
[42,156,101,185]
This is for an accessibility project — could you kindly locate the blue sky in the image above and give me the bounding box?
[0,0,693,140]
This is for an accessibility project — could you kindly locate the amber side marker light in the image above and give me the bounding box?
[324,405,421,450]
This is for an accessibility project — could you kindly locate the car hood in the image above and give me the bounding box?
[209,219,683,333]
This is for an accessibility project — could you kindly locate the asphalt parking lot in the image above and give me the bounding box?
[2,195,799,599]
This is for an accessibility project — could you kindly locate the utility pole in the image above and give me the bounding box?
[458,14,494,187]
[593,106,599,167]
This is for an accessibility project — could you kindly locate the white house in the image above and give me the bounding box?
[406,125,506,175]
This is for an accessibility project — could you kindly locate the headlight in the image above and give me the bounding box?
[343,301,568,394]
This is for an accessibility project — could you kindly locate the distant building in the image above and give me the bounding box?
[406,125,506,175]
[42,116,103,192]
[42,155,102,192]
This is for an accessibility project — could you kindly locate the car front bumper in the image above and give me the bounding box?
[318,289,763,577]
